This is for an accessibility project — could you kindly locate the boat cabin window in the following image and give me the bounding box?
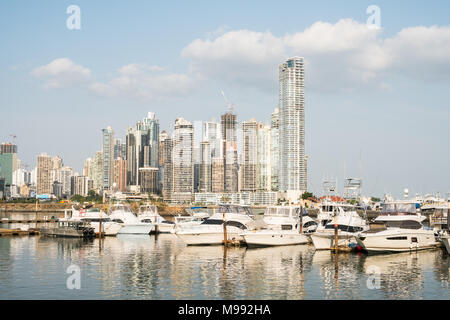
[324,224,364,233]
[265,207,293,217]
[201,219,223,225]
[225,221,247,230]
[112,219,124,224]
[82,218,111,223]
[304,221,318,228]
[386,236,408,240]
[281,225,293,230]
[384,220,422,229]
[382,203,417,215]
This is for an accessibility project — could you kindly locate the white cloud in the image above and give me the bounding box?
[30,20,450,97]
[90,64,194,101]
[181,20,450,92]
[31,58,91,88]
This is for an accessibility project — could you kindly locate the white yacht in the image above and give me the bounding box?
[64,207,122,236]
[172,207,212,234]
[109,203,154,235]
[356,201,440,253]
[175,204,254,246]
[137,203,175,233]
[310,201,368,250]
[241,206,316,247]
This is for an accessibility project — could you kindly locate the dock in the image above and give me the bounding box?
[0,228,41,236]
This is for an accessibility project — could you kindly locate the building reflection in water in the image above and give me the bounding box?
[1,233,449,299]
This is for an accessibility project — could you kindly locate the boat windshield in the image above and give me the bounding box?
[217,205,252,215]
[382,203,417,215]
[385,220,422,229]
[139,205,157,214]
[265,207,296,217]
[113,205,132,213]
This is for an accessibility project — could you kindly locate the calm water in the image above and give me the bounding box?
[0,228,449,300]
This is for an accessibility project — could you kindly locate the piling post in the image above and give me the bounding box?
[223,209,228,246]
[334,214,338,252]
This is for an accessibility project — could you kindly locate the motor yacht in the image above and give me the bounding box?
[356,201,440,253]
[172,207,212,234]
[242,206,316,247]
[310,202,368,250]
[109,203,154,235]
[67,206,122,236]
[175,204,254,246]
[137,203,175,233]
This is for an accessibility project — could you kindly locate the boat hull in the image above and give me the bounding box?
[356,231,440,253]
[310,232,356,250]
[90,222,123,236]
[118,224,153,235]
[176,231,244,246]
[243,231,309,247]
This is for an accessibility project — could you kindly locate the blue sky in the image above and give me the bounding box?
[1,0,449,198]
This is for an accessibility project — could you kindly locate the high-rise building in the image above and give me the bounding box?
[139,167,159,195]
[278,57,307,198]
[203,120,222,158]
[198,141,212,193]
[113,139,127,160]
[257,123,271,191]
[113,157,127,192]
[0,153,18,186]
[159,131,173,201]
[72,176,94,196]
[270,108,279,191]
[211,157,225,193]
[126,112,160,186]
[58,166,73,197]
[0,143,17,154]
[221,111,239,193]
[241,119,258,192]
[37,153,52,195]
[93,151,103,191]
[102,127,114,190]
[83,158,94,178]
[172,117,194,203]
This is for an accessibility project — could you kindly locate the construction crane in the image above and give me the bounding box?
[221,90,234,113]
[9,134,17,144]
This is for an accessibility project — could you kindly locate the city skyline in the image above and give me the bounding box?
[1,1,450,198]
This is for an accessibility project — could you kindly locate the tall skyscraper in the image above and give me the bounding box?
[221,111,239,193]
[172,117,194,202]
[159,131,173,201]
[93,151,103,191]
[113,139,127,160]
[113,157,127,192]
[198,141,212,193]
[278,57,307,198]
[102,127,114,190]
[270,108,279,191]
[126,112,160,186]
[37,153,52,195]
[257,123,271,191]
[241,119,258,192]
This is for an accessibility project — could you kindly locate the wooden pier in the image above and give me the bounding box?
[0,228,41,236]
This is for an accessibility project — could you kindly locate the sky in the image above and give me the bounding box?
[0,0,449,198]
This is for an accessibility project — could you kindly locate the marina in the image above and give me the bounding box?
[0,230,448,300]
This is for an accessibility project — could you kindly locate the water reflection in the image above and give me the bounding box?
[0,234,448,299]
